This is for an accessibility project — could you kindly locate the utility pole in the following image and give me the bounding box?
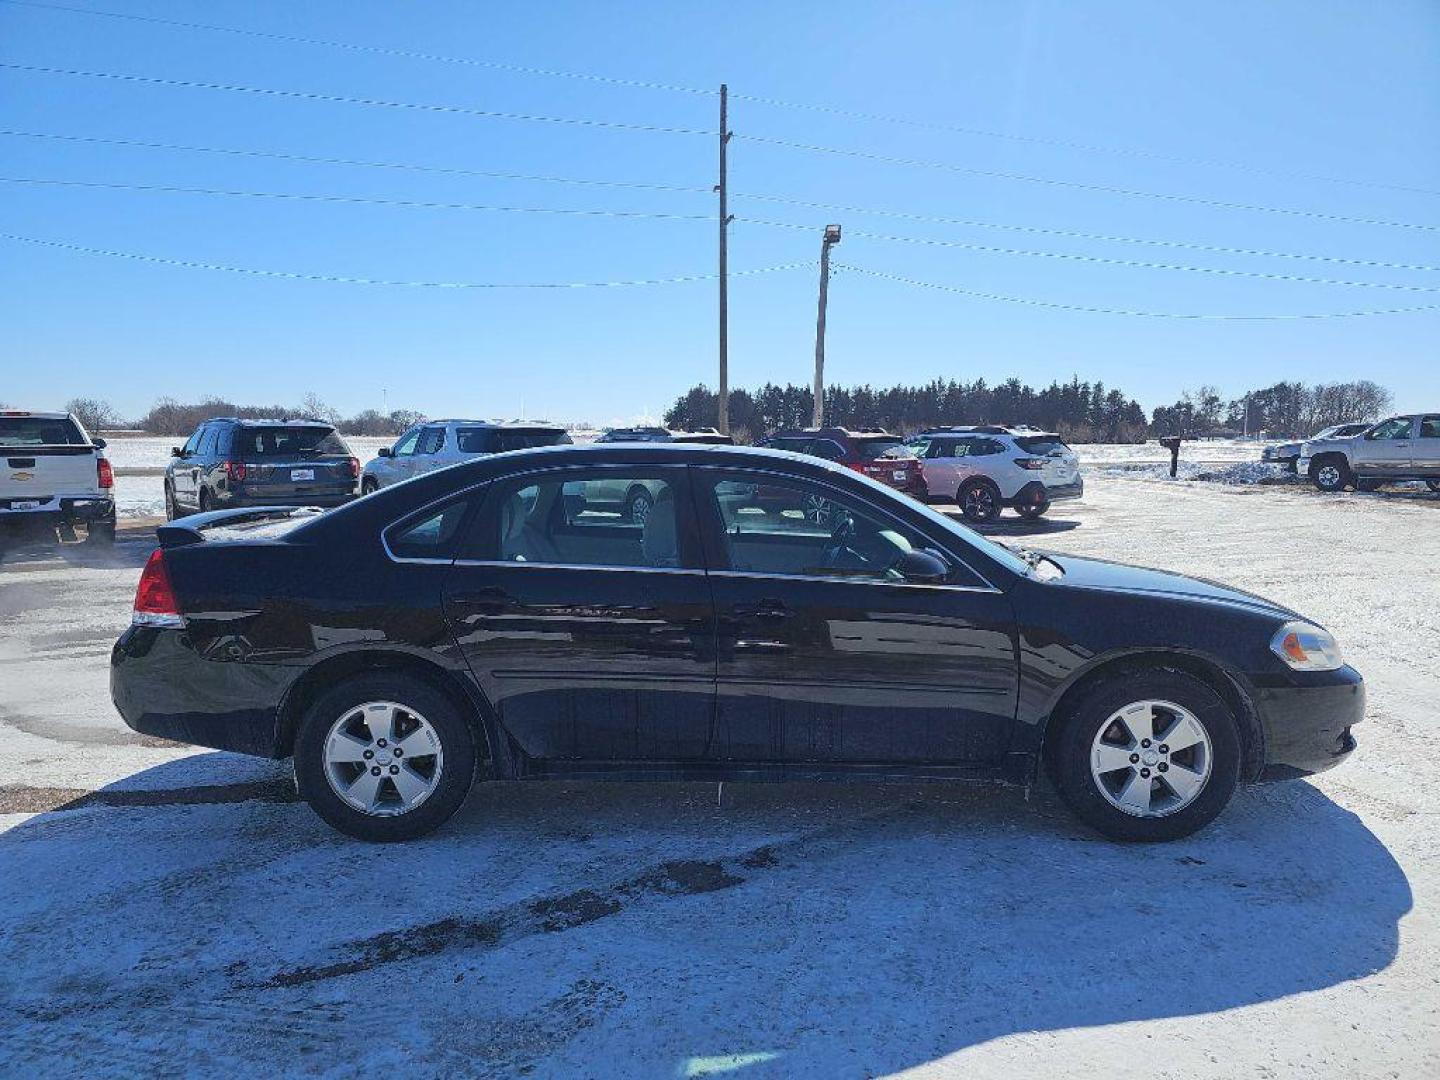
[812,224,842,428]
[716,84,732,435]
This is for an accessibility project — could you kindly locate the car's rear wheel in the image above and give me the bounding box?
[1017,500,1050,520]
[625,487,654,526]
[1310,457,1352,492]
[163,483,178,521]
[294,672,477,841]
[361,477,379,496]
[958,479,1002,523]
[197,488,212,514]
[1047,668,1241,842]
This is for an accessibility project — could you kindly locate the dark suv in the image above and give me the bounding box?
[760,427,926,499]
[164,418,359,520]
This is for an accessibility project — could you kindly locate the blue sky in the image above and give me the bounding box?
[2,0,1437,425]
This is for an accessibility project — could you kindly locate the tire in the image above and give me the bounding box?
[625,487,654,526]
[86,520,116,545]
[1310,457,1352,492]
[361,477,379,496]
[1426,480,1440,493]
[163,483,178,521]
[197,488,212,514]
[1046,667,1241,842]
[294,672,478,842]
[1017,500,1050,521]
[958,479,1003,524]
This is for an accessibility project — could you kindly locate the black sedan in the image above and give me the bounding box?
[112,444,1362,842]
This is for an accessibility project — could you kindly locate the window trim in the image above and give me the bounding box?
[381,483,487,565]
[692,464,1000,593]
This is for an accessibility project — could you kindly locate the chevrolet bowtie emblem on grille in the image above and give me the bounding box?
[10,471,33,481]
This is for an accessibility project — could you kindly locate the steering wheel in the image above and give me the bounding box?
[821,513,865,570]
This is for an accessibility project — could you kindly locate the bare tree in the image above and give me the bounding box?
[65,397,120,436]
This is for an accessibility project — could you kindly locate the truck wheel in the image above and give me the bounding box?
[86,520,116,545]
[1046,668,1241,842]
[294,672,478,842]
[361,477,379,496]
[1427,480,1440,493]
[164,483,178,521]
[1310,457,1352,492]
[198,488,212,514]
[958,479,1002,524]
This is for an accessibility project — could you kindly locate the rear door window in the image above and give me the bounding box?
[1419,417,1440,439]
[455,428,572,454]
[196,426,218,456]
[0,416,86,446]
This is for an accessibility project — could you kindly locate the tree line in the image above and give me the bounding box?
[665,377,1150,444]
[63,394,425,437]
[1148,380,1393,439]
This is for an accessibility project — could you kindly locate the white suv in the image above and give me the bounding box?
[910,426,1084,522]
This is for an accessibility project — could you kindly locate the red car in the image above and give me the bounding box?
[759,428,927,500]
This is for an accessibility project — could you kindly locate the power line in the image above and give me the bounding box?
[6,129,1433,275]
[0,63,710,136]
[1,232,807,288]
[0,129,713,195]
[735,134,1440,233]
[4,0,1429,196]
[0,176,715,220]
[739,216,1440,293]
[0,0,717,97]
[833,263,1440,320]
[731,190,1440,274]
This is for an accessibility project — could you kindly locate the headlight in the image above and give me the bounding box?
[1270,621,1344,672]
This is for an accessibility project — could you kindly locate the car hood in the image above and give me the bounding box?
[1044,553,1298,619]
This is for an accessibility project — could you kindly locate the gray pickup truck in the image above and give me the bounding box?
[1298,414,1440,492]
[0,410,115,544]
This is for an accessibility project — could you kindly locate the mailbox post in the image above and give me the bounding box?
[1160,436,1184,478]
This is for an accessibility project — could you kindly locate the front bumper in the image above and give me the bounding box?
[111,625,297,757]
[1252,664,1364,780]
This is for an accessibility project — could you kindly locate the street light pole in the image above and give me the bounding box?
[812,224,841,428]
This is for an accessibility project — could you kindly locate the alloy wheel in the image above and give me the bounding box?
[1089,699,1212,818]
[323,700,444,817]
[803,494,832,526]
[1316,465,1342,490]
[962,486,996,519]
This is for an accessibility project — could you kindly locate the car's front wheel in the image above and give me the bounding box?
[1047,668,1241,842]
[958,479,1002,523]
[361,476,379,496]
[294,672,478,841]
[1310,457,1352,492]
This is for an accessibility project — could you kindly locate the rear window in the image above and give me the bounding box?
[851,438,910,461]
[235,426,349,457]
[456,428,572,454]
[0,417,87,447]
[1013,436,1069,456]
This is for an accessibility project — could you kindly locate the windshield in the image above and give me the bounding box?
[853,438,911,461]
[456,428,572,454]
[235,426,349,457]
[0,416,87,446]
[1013,436,1069,456]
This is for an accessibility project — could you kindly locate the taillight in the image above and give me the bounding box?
[347,456,360,479]
[1015,457,1046,470]
[97,457,114,489]
[132,549,185,628]
[223,461,246,483]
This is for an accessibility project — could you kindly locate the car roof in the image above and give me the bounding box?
[922,425,1059,438]
[206,417,336,428]
[430,419,566,428]
[0,410,74,420]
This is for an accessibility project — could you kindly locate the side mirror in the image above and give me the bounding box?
[92,437,107,449]
[896,548,950,584]
[171,446,183,458]
[377,446,394,458]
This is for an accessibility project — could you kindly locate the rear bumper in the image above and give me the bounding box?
[1252,664,1364,780]
[110,626,296,757]
[220,489,355,509]
[1,495,115,525]
[1010,478,1083,506]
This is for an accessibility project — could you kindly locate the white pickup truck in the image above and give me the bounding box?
[0,410,116,544]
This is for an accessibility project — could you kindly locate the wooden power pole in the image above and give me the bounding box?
[812,224,842,428]
[717,84,731,435]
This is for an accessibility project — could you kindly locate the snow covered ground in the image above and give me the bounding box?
[1,475,1436,1077]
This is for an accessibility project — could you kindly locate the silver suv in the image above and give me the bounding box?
[1298,414,1440,492]
[910,426,1084,522]
[361,420,571,493]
